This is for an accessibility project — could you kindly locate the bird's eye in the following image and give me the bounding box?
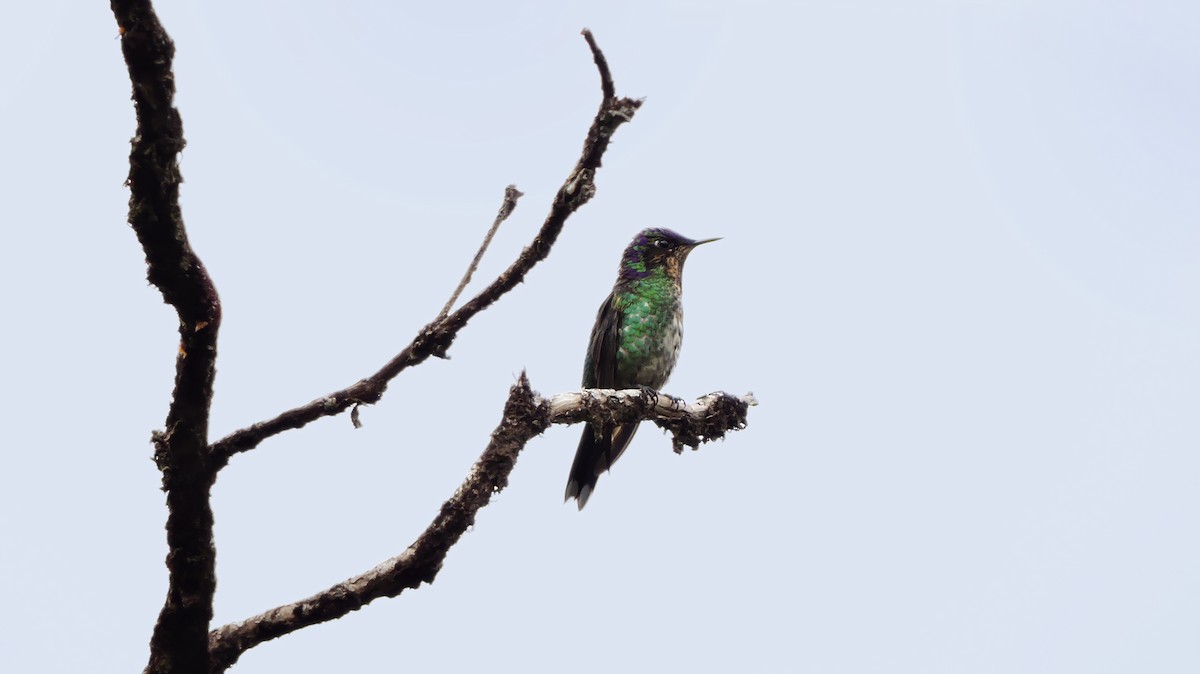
[653,239,671,249]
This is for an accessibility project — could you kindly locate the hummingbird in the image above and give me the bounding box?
[565,228,719,509]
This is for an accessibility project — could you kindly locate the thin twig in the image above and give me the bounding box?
[581,29,615,101]
[207,379,753,672]
[111,2,222,673]
[209,31,643,468]
[437,184,524,322]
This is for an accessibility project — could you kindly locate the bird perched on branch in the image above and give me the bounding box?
[565,228,719,509]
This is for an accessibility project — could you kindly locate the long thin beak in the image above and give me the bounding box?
[689,237,721,247]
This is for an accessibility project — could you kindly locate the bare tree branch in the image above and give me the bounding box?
[207,378,753,672]
[111,2,221,673]
[547,388,758,452]
[582,28,616,101]
[209,31,643,467]
[437,184,524,321]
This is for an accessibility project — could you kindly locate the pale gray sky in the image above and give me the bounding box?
[2,2,1198,672]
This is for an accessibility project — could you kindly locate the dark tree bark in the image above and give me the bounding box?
[111,3,220,673]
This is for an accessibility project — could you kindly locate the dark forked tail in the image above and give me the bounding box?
[565,423,639,509]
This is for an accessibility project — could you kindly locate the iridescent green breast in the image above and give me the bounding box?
[613,271,683,389]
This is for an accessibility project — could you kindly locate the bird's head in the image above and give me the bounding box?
[619,228,719,281]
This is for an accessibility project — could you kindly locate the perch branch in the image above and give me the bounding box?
[209,30,642,468]
[207,378,753,672]
[111,2,222,673]
[546,388,758,452]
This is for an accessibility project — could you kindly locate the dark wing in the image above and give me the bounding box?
[565,291,639,509]
[582,290,621,389]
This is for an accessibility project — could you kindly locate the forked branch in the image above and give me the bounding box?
[207,377,754,672]
[209,29,643,468]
